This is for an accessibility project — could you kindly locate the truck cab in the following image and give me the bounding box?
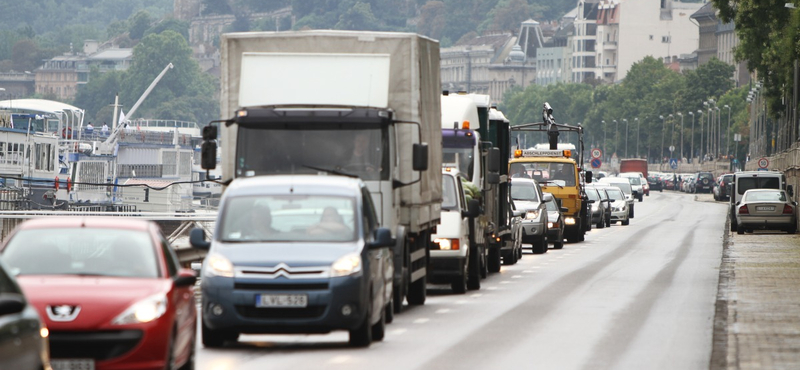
[510,148,588,243]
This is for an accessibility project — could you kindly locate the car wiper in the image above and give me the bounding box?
[543,180,564,189]
[302,164,359,178]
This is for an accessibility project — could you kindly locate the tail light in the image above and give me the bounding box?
[784,204,794,214]
[738,205,749,214]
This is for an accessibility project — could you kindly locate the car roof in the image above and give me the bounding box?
[743,188,785,193]
[225,175,364,198]
[14,217,153,231]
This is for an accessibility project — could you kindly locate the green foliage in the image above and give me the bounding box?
[129,11,154,40]
[145,18,191,40]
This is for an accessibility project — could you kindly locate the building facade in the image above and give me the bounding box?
[34,41,132,101]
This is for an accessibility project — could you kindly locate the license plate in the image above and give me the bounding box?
[256,294,308,308]
[51,359,95,370]
[756,206,776,211]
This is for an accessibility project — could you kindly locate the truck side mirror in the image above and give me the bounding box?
[462,198,481,218]
[486,172,500,185]
[201,140,217,170]
[190,228,211,250]
[585,170,593,183]
[413,143,428,171]
[487,148,500,173]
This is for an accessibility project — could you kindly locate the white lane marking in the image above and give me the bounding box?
[389,328,407,335]
[413,318,429,324]
[523,270,535,273]
[500,281,511,284]
[486,286,498,290]
[436,308,451,314]
[512,275,522,278]
[455,300,468,304]
[470,293,483,298]
[329,356,351,364]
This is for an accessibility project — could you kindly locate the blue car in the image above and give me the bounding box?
[191,175,394,348]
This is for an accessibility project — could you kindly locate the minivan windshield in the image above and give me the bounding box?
[511,181,539,202]
[220,195,357,242]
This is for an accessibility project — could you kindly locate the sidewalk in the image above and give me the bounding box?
[709,201,800,369]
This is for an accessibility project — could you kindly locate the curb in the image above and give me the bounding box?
[709,207,732,369]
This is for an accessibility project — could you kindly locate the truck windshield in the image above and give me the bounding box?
[443,147,474,181]
[510,162,576,187]
[236,126,389,181]
[220,195,357,243]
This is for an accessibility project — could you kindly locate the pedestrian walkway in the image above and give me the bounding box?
[711,221,800,369]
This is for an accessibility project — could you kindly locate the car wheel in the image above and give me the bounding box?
[452,259,468,294]
[371,304,386,342]
[605,214,611,227]
[349,308,373,347]
[532,235,547,254]
[202,320,237,348]
[385,298,394,324]
[621,218,630,226]
[488,248,501,273]
[597,218,605,229]
[553,232,564,249]
[789,226,797,234]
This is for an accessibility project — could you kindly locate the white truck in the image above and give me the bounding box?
[201,30,442,312]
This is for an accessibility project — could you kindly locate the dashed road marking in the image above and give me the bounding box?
[470,293,483,298]
[413,318,429,324]
[389,328,407,335]
[436,308,451,314]
[329,355,351,364]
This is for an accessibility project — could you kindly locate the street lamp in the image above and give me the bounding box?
[688,111,694,162]
[659,115,666,165]
[715,106,721,157]
[613,119,618,155]
[677,112,684,161]
[602,120,606,160]
[669,114,675,149]
[635,117,640,158]
[698,109,705,162]
[623,118,628,157]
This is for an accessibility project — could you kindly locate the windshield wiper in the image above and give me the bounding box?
[302,164,359,178]
[543,180,564,189]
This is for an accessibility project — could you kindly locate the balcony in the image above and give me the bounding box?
[603,41,617,51]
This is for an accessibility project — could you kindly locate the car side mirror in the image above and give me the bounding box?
[462,199,481,218]
[585,170,593,184]
[190,228,211,250]
[512,209,525,217]
[174,269,198,287]
[413,143,429,171]
[0,294,25,316]
[369,227,394,248]
[587,199,595,204]
[560,207,569,213]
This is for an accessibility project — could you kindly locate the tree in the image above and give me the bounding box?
[129,11,153,40]
[335,2,381,31]
[202,0,233,15]
[11,39,41,72]
[417,1,447,40]
[484,0,530,33]
[145,18,190,40]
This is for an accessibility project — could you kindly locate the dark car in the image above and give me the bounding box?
[714,174,733,201]
[192,175,395,348]
[694,172,715,193]
[543,193,566,249]
[0,259,50,370]
[585,187,610,229]
[647,175,664,192]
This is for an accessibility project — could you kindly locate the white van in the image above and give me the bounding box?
[730,171,794,232]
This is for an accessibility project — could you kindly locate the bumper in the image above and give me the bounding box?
[428,256,467,284]
[610,210,628,222]
[202,274,368,334]
[738,215,796,230]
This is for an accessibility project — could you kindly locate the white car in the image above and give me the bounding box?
[735,189,797,234]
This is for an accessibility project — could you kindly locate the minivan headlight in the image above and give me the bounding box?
[526,210,540,220]
[331,253,362,277]
[205,253,234,278]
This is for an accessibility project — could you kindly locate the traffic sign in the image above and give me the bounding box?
[758,157,769,169]
[669,158,678,169]
[590,158,602,169]
[591,148,602,159]
[669,145,675,153]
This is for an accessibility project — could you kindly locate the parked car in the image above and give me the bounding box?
[191,175,394,348]
[647,175,664,192]
[603,187,630,226]
[585,186,610,229]
[730,170,793,232]
[510,178,548,254]
[0,259,50,370]
[694,172,715,193]
[542,193,566,249]
[683,175,696,193]
[713,174,734,201]
[1,217,197,370]
[735,189,797,234]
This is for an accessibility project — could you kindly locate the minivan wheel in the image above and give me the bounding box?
[349,309,372,347]
[371,306,386,341]
[202,320,237,348]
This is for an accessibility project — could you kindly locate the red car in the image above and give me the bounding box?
[0,217,197,370]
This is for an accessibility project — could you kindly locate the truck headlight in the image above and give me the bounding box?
[564,217,576,225]
[331,253,362,277]
[433,238,460,250]
[526,210,540,220]
[205,253,234,277]
[112,293,168,325]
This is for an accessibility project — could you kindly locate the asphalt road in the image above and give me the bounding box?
[195,190,727,370]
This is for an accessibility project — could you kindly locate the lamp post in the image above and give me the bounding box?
[613,119,618,155]
[669,114,675,150]
[659,115,666,165]
[623,118,628,157]
[698,109,705,162]
[602,120,606,160]
[715,106,721,157]
[635,117,640,158]
[723,104,732,155]
[676,112,683,160]
[688,111,694,162]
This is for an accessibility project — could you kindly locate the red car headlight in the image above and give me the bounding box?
[112,293,168,325]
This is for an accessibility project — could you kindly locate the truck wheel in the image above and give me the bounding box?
[452,259,468,294]
[488,248,501,273]
[480,246,488,278]
[406,274,426,305]
[467,247,481,290]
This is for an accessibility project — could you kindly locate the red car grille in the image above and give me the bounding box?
[235,305,327,319]
[49,330,143,360]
